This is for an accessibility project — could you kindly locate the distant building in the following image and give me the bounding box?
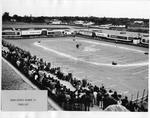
[90,25,100,28]
[107,25,126,30]
[99,24,112,29]
[61,22,68,25]
[134,21,144,24]
[44,19,51,24]
[110,25,126,28]
[74,20,84,25]
[83,21,95,26]
[50,19,62,24]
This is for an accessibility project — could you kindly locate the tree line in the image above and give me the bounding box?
[2,12,149,27]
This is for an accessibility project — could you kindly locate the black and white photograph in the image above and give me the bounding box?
[1,0,149,114]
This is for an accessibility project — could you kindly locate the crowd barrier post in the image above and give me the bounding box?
[136,91,139,103]
[131,94,133,101]
[141,89,145,103]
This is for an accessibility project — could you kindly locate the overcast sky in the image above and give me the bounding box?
[2,0,150,18]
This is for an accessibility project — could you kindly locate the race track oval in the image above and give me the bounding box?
[34,39,148,68]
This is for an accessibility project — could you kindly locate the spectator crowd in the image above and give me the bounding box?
[2,39,148,111]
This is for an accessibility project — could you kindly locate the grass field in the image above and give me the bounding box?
[4,36,148,100]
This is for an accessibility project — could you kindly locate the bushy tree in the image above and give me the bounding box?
[2,12,10,21]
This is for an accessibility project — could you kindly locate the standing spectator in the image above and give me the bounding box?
[89,91,94,107]
[126,101,135,111]
[83,91,91,111]
[97,91,103,109]
[111,91,119,101]
[121,96,129,107]
[93,90,97,105]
